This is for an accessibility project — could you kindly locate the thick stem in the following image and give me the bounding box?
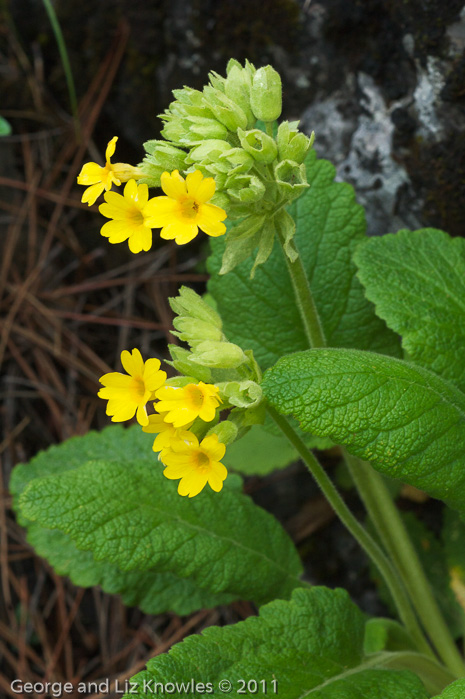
[277,228,326,348]
[345,453,465,678]
[376,651,457,696]
[267,405,433,659]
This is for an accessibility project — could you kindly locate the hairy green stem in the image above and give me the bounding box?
[267,405,433,659]
[346,453,465,677]
[277,228,326,348]
[376,651,457,695]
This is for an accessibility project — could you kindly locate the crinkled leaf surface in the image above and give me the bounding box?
[355,228,465,392]
[26,525,229,615]
[11,427,235,614]
[433,679,465,698]
[124,587,428,699]
[262,348,465,516]
[208,150,401,372]
[15,426,303,606]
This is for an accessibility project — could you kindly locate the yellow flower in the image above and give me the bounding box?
[98,349,166,426]
[77,137,143,206]
[160,431,228,497]
[142,412,193,452]
[99,179,154,253]
[144,169,227,245]
[154,382,222,428]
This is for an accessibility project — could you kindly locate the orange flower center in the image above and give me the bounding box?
[195,450,211,471]
[185,384,204,407]
[132,376,146,399]
[180,198,200,219]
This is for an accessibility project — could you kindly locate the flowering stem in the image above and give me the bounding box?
[266,405,434,659]
[345,452,465,677]
[277,229,326,348]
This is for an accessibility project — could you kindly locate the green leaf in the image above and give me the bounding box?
[208,150,401,372]
[355,228,465,392]
[432,679,465,698]
[27,526,232,615]
[262,348,465,516]
[124,587,428,699]
[15,426,303,607]
[0,115,12,136]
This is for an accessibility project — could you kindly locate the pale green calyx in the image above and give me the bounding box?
[277,121,315,164]
[237,128,278,164]
[169,286,222,328]
[217,380,263,409]
[206,419,239,445]
[190,341,248,369]
[250,66,282,122]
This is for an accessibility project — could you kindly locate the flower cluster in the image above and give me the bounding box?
[78,142,226,252]
[97,288,263,498]
[78,60,315,275]
[98,350,227,497]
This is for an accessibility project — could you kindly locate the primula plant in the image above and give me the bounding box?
[10,60,465,698]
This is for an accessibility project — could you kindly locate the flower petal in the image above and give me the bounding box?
[128,225,152,253]
[105,136,118,161]
[82,182,105,206]
[160,223,199,244]
[185,170,204,197]
[144,197,179,226]
[160,170,187,200]
[100,220,131,243]
[77,162,104,185]
[178,471,208,497]
[192,175,216,203]
[121,348,144,377]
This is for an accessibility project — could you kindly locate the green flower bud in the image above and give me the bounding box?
[167,345,213,383]
[172,317,224,345]
[274,159,309,202]
[227,174,266,203]
[277,121,315,164]
[140,141,187,187]
[237,128,278,164]
[216,380,263,408]
[206,419,238,445]
[202,86,248,131]
[250,66,282,122]
[186,139,232,164]
[190,340,247,368]
[169,286,223,328]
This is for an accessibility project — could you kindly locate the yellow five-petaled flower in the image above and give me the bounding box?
[160,430,228,497]
[154,381,222,427]
[144,170,227,245]
[98,348,166,426]
[77,137,142,206]
[99,180,155,254]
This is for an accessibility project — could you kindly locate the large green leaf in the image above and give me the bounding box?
[433,679,465,698]
[124,587,428,698]
[15,426,303,607]
[355,228,465,392]
[262,348,465,515]
[207,150,401,372]
[26,526,231,615]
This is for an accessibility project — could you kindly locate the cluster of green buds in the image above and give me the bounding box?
[139,60,314,275]
[166,286,265,443]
